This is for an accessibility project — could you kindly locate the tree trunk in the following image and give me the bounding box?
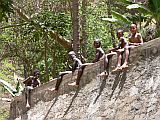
[81,0,87,58]
[156,21,160,37]
[51,44,57,78]
[23,64,27,79]
[107,0,116,48]
[44,33,49,82]
[71,0,80,57]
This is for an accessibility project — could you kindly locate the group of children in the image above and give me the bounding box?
[99,23,143,77]
[23,23,143,107]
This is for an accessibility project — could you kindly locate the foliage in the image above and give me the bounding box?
[35,11,71,36]
[0,79,23,97]
[0,0,156,84]
[0,60,23,96]
[0,108,9,120]
[0,0,13,22]
[86,1,114,61]
[102,10,131,25]
[126,0,160,36]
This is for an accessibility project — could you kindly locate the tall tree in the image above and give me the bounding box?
[81,0,87,58]
[107,0,116,48]
[71,0,80,57]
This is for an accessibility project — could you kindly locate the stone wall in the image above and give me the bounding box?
[9,38,160,120]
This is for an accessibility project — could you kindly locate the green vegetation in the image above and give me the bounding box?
[0,108,9,120]
[0,0,158,119]
[0,0,13,22]
[0,1,158,118]
[0,60,16,120]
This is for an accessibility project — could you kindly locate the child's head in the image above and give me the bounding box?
[33,69,40,78]
[93,39,101,48]
[68,51,76,59]
[117,29,124,39]
[130,24,137,34]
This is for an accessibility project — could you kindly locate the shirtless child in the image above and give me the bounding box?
[68,51,93,86]
[98,29,128,76]
[92,39,105,63]
[120,23,143,70]
[23,69,41,108]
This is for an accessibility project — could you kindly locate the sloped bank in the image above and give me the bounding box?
[10,38,160,120]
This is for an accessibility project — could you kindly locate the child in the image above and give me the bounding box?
[128,24,143,46]
[68,51,93,86]
[23,69,41,108]
[68,39,104,85]
[92,39,105,63]
[98,29,128,76]
[111,29,128,73]
[49,51,78,91]
[120,23,143,70]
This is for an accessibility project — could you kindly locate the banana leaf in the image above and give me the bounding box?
[126,4,151,14]
[102,18,118,23]
[111,11,131,24]
[0,79,19,97]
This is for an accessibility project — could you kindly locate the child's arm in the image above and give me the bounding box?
[65,60,72,70]
[73,58,83,67]
[137,33,143,45]
[92,51,100,63]
[123,37,128,48]
[92,48,104,63]
[23,76,33,85]
[37,79,41,86]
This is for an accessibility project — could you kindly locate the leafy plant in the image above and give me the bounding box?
[102,10,131,25]
[126,0,160,36]
[0,0,13,22]
[0,79,23,97]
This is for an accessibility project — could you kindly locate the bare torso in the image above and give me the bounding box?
[129,33,142,43]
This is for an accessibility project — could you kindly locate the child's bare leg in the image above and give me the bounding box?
[117,51,123,67]
[49,75,63,92]
[26,89,30,108]
[98,55,109,77]
[68,66,85,86]
[112,52,122,73]
[121,47,130,69]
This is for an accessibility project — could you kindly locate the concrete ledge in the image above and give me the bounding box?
[9,38,160,120]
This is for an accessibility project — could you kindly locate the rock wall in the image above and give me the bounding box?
[9,38,160,120]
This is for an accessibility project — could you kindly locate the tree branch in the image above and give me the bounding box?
[0,23,28,29]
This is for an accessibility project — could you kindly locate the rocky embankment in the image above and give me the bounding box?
[10,38,160,120]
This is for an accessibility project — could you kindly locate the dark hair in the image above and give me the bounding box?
[68,51,76,56]
[130,24,137,28]
[117,29,124,36]
[33,69,40,76]
[94,39,101,46]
